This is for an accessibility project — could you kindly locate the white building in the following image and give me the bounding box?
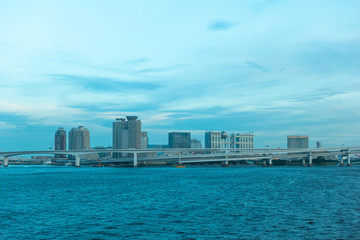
[205,131,254,150]
[230,133,254,149]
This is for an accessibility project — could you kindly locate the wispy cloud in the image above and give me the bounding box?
[137,64,189,73]
[0,121,20,130]
[49,74,161,92]
[208,20,237,31]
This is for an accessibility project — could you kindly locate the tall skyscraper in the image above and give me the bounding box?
[55,127,66,158]
[168,132,191,148]
[69,126,90,150]
[113,116,142,158]
[287,136,309,148]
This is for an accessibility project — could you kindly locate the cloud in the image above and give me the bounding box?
[49,74,161,92]
[208,20,237,31]
[0,121,20,130]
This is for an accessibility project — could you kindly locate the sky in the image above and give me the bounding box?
[0,0,360,151]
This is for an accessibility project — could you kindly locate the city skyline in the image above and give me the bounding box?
[50,120,316,150]
[1,1,360,151]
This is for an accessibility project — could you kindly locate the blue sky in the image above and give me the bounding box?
[0,0,359,151]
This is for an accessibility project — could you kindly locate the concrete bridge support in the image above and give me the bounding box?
[347,149,351,167]
[3,156,8,167]
[133,153,138,167]
[177,157,184,166]
[308,152,313,167]
[340,157,344,167]
[262,160,267,167]
[302,158,306,167]
[221,155,229,167]
[268,156,273,167]
[75,155,80,167]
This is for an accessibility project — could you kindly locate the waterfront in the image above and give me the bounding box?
[1,166,360,239]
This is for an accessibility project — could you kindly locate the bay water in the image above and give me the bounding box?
[1,166,359,239]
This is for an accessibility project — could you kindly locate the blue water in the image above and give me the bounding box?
[1,166,360,239]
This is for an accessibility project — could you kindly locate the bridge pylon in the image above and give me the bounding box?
[340,157,344,167]
[133,153,138,167]
[75,155,80,167]
[3,156,8,167]
[308,152,313,167]
[268,155,273,167]
[347,149,351,167]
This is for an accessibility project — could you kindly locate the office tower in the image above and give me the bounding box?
[205,131,254,150]
[69,126,90,150]
[168,132,191,148]
[113,116,141,158]
[317,141,322,148]
[287,136,309,148]
[191,139,202,148]
[55,127,66,158]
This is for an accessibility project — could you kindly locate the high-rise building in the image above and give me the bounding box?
[168,132,191,148]
[113,116,142,158]
[191,139,202,149]
[205,131,254,150]
[55,127,66,158]
[69,126,90,150]
[287,136,309,148]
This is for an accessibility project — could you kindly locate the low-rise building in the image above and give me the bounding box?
[205,131,254,150]
[168,132,191,148]
[287,136,309,148]
[191,139,202,149]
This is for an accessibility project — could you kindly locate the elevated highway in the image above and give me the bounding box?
[1,147,360,167]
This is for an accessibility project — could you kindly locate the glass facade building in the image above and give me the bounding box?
[168,132,191,148]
